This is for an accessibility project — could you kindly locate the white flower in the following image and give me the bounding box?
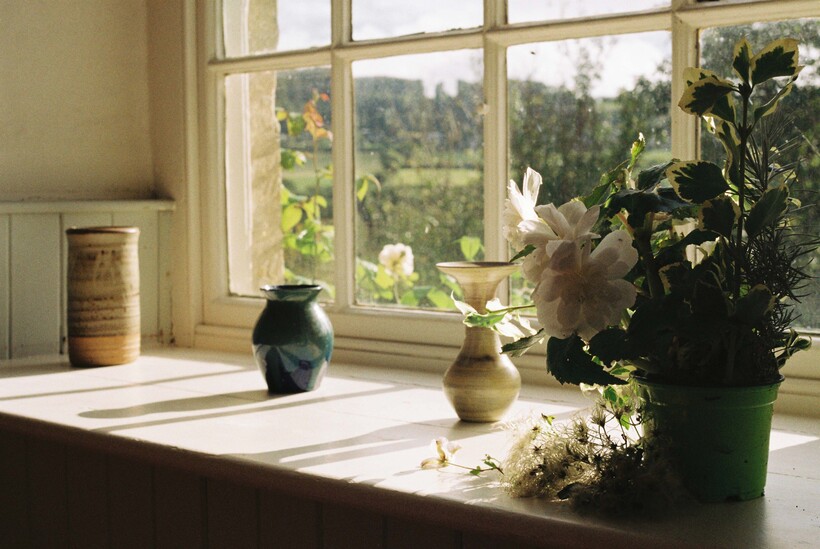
[517,200,600,284]
[420,437,461,469]
[379,243,414,277]
[532,230,638,341]
[503,167,543,249]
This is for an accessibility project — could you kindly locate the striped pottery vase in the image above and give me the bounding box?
[66,227,140,367]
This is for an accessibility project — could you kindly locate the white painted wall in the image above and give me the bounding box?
[0,0,153,200]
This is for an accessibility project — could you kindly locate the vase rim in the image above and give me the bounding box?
[66,226,139,235]
[260,284,324,301]
[436,261,518,270]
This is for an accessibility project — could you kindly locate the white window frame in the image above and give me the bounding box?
[193,0,820,378]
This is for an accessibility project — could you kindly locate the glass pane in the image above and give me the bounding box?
[225,68,334,298]
[507,32,671,304]
[353,50,484,309]
[353,0,482,41]
[222,0,330,57]
[508,0,669,24]
[701,20,819,330]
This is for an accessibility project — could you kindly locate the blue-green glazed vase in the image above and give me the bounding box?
[252,285,333,393]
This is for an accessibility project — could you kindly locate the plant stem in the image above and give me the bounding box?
[634,215,664,300]
[733,89,751,301]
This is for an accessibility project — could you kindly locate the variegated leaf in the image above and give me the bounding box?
[753,82,794,123]
[750,38,800,86]
[682,66,722,86]
[746,185,789,238]
[678,76,736,117]
[699,195,739,238]
[667,161,729,203]
[732,37,753,84]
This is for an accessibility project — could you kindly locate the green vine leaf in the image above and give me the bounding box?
[546,335,626,386]
[502,329,544,357]
[510,244,536,262]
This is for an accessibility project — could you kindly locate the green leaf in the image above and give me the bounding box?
[374,266,394,290]
[546,335,626,386]
[280,149,306,170]
[458,236,483,261]
[501,329,544,357]
[426,288,452,310]
[588,327,633,365]
[510,244,536,262]
[667,161,729,203]
[733,285,774,324]
[746,186,788,238]
[750,38,800,86]
[606,188,690,229]
[699,196,739,238]
[636,161,674,190]
[603,385,618,403]
[629,133,646,170]
[677,76,736,117]
[732,37,753,84]
[281,204,303,232]
[399,290,419,306]
[356,174,381,201]
[753,83,793,123]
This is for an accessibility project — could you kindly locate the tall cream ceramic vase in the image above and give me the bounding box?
[66,227,140,367]
[437,261,521,422]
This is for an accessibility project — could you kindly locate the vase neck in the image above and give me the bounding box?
[261,285,322,303]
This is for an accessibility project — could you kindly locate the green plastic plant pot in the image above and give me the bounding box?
[636,377,783,503]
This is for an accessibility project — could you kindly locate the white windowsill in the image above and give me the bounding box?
[0,347,818,548]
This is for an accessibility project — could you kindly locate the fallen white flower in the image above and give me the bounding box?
[420,437,462,469]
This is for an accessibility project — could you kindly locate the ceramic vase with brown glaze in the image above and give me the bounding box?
[436,261,521,422]
[66,227,140,367]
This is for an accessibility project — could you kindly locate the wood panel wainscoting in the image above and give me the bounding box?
[0,200,174,360]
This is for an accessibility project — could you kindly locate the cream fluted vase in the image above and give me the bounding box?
[436,261,521,422]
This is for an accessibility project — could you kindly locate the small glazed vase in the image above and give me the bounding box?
[436,261,521,422]
[252,285,333,393]
[66,226,140,367]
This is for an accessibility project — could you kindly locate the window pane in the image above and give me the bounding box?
[508,32,671,304]
[225,68,334,298]
[508,0,669,24]
[701,20,819,330]
[222,0,330,57]
[353,0,482,41]
[353,50,484,309]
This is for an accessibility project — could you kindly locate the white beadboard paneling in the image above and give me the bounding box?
[0,216,9,360]
[113,210,160,339]
[10,214,62,357]
[60,213,114,354]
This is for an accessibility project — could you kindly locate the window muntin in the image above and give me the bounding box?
[352,50,484,309]
[208,0,819,338]
[222,0,330,57]
[508,0,669,25]
[352,0,482,41]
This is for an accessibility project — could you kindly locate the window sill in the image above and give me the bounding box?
[0,347,818,547]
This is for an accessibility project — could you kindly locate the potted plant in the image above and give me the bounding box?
[481,36,815,502]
